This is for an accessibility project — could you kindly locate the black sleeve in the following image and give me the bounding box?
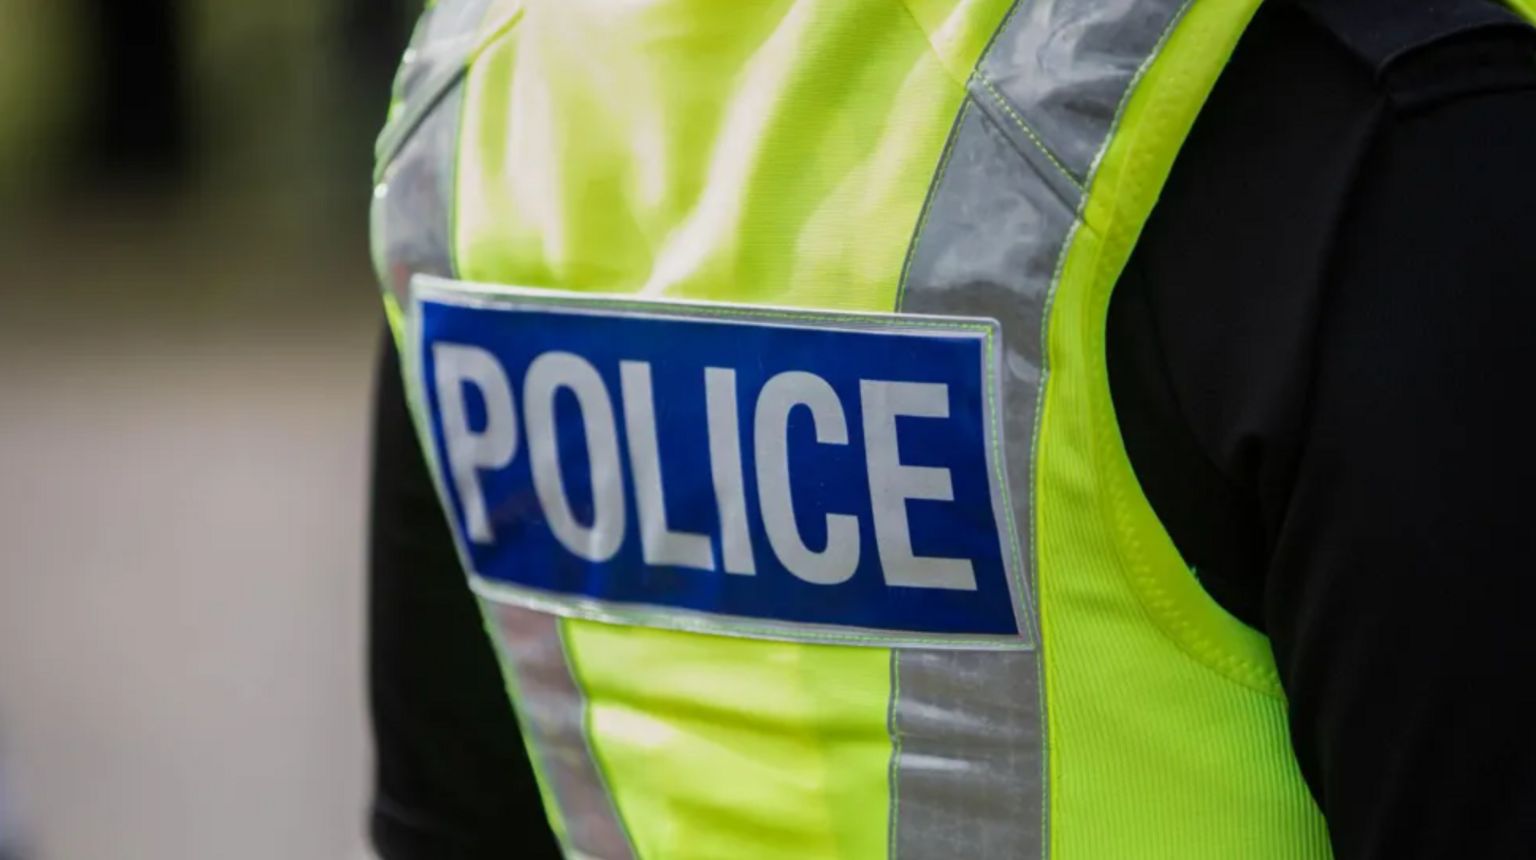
[1109,6,1536,858]
[1266,85,1536,859]
[369,334,562,860]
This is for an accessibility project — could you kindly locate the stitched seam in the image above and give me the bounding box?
[894,98,973,311]
[887,0,1031,89]
[886,649,902,860]
[1079,0,1287,697]
[1109,6,1285,695]
[1032,0,1277,698]
[983,327,1036,644]
[1110,0,1287,695]
[972,75,1086,191]
[471,578,1029,649]
[887,0,968,88]
[427,287,1001,333]
[1076,0,1195,219]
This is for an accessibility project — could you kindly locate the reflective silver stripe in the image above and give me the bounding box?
[376,0,494,166]
[399,0,493,94]
[898,101,1071,483]
[372,83,464,306]
[372,0,496,304]
[975,0,1191,186]
[375,8,636,856]
[888,101,1059,856]
[487,603,635,860]
[892,650,1044,858]
[892,1,1195,857]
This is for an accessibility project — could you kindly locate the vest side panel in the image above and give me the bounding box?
[372,0,499,340]
[1035,1,1332,856]
[897,0,1233,853]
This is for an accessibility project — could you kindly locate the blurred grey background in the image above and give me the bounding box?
[0,0,415,856]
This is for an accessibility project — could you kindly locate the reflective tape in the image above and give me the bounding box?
[372,0,499,311]
[376,0,494,167]
[891,650,1044,858]
[890,1,1196,856]
[372,84,463,308]
[376,6,638,858]
[976,0,1191,186]
[488,604,635,860]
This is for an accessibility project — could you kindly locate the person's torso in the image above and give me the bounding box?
[369,1,1367,856]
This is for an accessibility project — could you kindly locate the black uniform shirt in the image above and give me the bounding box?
[368,2,1536,857]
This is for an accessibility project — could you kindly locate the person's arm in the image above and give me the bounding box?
[1109,6,1536,855]
[369,335,562,859]
[1263,83,1536,859]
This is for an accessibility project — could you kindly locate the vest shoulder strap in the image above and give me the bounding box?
[1290,0,1534,75]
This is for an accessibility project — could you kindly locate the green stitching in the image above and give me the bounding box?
[894,98,973,312]
[1085,0,1285,692]
[972,76,1085,192]
[886,649,902,860]
[1077,0,1196,195]
[982,332,1036,645]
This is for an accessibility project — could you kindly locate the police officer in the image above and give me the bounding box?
[367,0,1536,857]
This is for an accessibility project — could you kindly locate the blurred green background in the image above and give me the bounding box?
[0,2,415,857]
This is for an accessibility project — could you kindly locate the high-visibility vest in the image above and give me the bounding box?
[370,1,1530,856]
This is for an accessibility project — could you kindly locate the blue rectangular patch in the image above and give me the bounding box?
[405,277,1030,649]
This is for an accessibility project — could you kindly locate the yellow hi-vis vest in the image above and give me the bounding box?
[370,1,1536,856]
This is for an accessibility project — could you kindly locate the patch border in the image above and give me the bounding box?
[403,274,1033,651]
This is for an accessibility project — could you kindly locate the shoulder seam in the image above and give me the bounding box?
[1289,0,1534,80]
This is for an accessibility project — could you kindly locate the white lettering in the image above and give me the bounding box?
[861,380,977,590]
[754,371,859,585]
[620,361,715,571]
[433,343,518,545]
[524,352,626,562]
[706,367,755,575]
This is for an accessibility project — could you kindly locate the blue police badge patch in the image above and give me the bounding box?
[404,276,1032,649]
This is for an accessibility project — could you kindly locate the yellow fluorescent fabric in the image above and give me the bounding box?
[1037,1,1330,856]
[454,0,1013,856]
[562,621,891,860]
[456,0,1011,309]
